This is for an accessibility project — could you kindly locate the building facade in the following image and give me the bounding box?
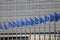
[0,0,60,40]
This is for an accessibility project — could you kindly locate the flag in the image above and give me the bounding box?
[44,16,49,22]
[12,21,16,27]
[34,17,39,24]
[55,12,59,21]
[30,18,34,26]
[4,22,7,30]
[55,12,60,21]
[8,22,12,28]
[25,19,30,26]
[50,14,55,22]
[16,20,21,27]
[40,17,44,24]
[57,14,60,20]
[20,19,25,27]
[0,23,3,30]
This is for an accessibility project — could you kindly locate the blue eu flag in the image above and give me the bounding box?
[12,21,16,27]
[16,20,21,27]
[0,23,3,30]
[44,16,49,22]
[55,12,59,21]
[34,17,39,24]
[50,14,55,22]
[8,22,12,28]
[58,13,60,20]
[30,18,34,26]
[40,17,44,24]
[25,19,30,26]
[4,22,7,30]
[20,19,25,27]
[55,13,60,21]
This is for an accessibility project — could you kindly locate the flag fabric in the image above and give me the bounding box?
[20,19,25,27]
[55,13,59,21]
[50,14,55,22]
[12,21,16,27]
[0,23,3,30]
[16,20,21,27]
[25,19,30,26]
[44,16,49,22]
[4,22,7,30]
[40,17,44,24]
[57,14,60,20]
[8,22,12,28]
[34,17,39,24]
[55,13,60,20]
[30,18,34,26]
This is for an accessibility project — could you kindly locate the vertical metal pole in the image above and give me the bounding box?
[25,25,26,40]
[20,27,21,40]
[24,19,26,40]
[44,15,46,40]
[34,16,36,40]
[3,29,5,40]
[54,13,56,40]
[39,0,40,39]
[0,30,1,40]
[0,5,1,40]
[20,27,22,40]
[3,1,5,40]
[39,15,40,40]
[49,15,51,40]
[7,1,10,39]
[16,27,17,40]
[12,24,13,40]
[20,0,22,40]
[54,1,57,40]
[25,0,27,40]
[49,1,51,40]
[15,0,17,40]
[29,22,31,40]
[34,26,36,40]
[7,24,9,40]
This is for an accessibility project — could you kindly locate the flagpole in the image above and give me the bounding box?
[16,22,17,40]
[0,26,1,40]
[25,19,26,40]
[3,1,5,40]
[3,22,5,40]
[49,1,51,40]
[49,14,51,40]
[16,18,18,40]
[39,15,40,40]
[0,28,1,40]
[25,0,27,40]
[20,20,22,40]
[30,26,31,40]
[39,0,40,39]
[25,24,26,40]
[44,15,46,40]
[16,2,18,40]
[29,18,31,40]
[29,19,31,40]
[7,22,9,40]
[54,13,56,40]
[20,27,22,40]
[0,31,1,40]
[20,12,22,40]
[34,16,36,40]
[12,21,13,40]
